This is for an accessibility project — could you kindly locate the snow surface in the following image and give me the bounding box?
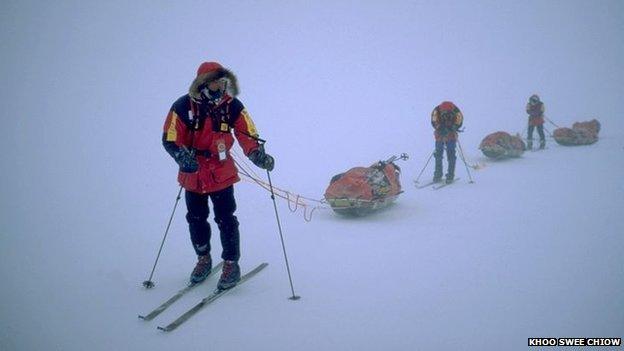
[1,1,623,350]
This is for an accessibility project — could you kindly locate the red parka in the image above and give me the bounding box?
[526,101,545,127]
[431,101,463,142]
[162,62,261,193]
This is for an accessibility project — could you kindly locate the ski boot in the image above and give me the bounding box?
[217,260,241,290]
[190,255,212,284]
[539,139,545,150]
[526,140,533,151]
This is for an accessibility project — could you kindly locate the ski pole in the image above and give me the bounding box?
[235,131,300,300]
[234,131,299,299]
[142,185,184,289]
[384,153,409,164]
[414,151,435,184]
[456,139,475,184]
[143,111,198,289]
[265,165,301,301]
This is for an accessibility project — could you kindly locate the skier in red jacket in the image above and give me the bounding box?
[431,101,463,184]
[525,94,546,150]
[162,61,274,289]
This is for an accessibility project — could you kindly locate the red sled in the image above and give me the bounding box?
[479,131,526,159]
[553,119,601,146]
[324,154,408,216]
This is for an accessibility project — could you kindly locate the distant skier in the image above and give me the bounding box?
[525,94,546,150]
[431,101,464,184]
[162,61,275,289]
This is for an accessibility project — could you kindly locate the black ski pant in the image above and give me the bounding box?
[185,186,240,261]
[527,124,545,148]
[434,140,457,179]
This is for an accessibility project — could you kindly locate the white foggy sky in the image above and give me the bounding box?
[0,1,622,350]
[1,0,623,207]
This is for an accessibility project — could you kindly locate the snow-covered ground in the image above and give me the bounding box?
[1,1,623,350]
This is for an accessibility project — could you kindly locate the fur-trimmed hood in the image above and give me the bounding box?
[438,101,457,112]
[189,61,239,102]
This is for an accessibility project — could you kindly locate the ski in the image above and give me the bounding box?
[414,180,441,189]
[157,262,269,332]
[433,178,461,190]
[138,261,224,321]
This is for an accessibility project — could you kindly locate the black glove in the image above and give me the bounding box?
[248,148,275,171]
[173,148,198,173]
